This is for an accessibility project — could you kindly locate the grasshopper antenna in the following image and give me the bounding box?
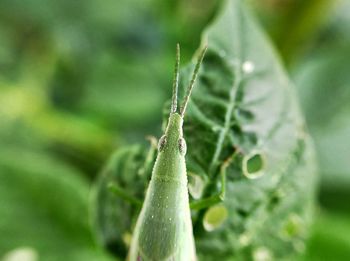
[180,46,207,118]
[171,43,180,114]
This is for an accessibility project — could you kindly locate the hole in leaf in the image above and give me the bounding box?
[242,151,265,179]
[188,172,206,200]
[203,205,228,232]
[247,154,263,173]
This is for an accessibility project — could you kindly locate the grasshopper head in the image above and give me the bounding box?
[158,44,207,157]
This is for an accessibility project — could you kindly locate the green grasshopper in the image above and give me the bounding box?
[124,44,207,261]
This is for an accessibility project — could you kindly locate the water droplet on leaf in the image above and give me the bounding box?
[242,61,255,74]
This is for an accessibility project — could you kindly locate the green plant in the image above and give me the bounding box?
[92,0,317,260]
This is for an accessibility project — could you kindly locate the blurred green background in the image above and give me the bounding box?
[0,0,349,260]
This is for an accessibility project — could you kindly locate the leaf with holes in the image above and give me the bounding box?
[92,0,318,260]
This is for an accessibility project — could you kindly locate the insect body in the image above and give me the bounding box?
[128,44,207,261]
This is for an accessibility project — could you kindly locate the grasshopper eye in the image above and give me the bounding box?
[178,137,187,155]
[158,135,167,152]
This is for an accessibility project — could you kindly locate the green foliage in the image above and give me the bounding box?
[290,1,350,259]
[294,44,350,191]
[303,211,350,260]
[182,1,317,259]
[0,147,114,261]
[251,0,339,65]
[0,0,349,260]
[93,0,318,260]
[92,146,150,257]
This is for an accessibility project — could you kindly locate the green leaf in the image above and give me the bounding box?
[93,0,318,260]
[91,145,152,257]
[302,210,350,260]
[180,0,317,259]
[294,45,350,191]
[0,147,114,261]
